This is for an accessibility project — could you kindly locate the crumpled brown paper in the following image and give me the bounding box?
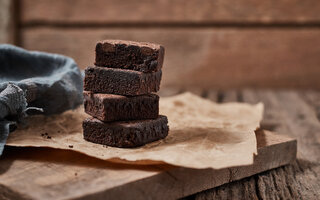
[6,93,263,169]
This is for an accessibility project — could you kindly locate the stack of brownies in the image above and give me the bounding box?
[82,40,169,148]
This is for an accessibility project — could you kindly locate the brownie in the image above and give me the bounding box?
[83,115,169,148]
[83,91,159,122]
[84,66,162,96]
[95,40,165,73]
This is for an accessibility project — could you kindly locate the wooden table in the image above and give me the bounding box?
[1,89,318,199]
[164,89,319,200]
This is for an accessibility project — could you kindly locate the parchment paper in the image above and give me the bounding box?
[6,93,263,169]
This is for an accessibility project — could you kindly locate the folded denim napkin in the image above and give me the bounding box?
[0,44,83,155]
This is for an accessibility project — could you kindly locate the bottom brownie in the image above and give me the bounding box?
[83,115,169,148]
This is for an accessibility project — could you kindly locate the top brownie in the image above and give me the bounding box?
[95,40,165,73]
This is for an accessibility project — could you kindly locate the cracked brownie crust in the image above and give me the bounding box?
[95,40,165,73]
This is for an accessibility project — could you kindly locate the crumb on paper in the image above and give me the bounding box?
[41,132,51,139]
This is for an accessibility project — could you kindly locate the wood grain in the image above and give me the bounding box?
[21,28,320,90]
[192,90,320,200]
[20,0,320,24]
[251,90,320,199]
[299,90,320,121]
[0,130,296,200]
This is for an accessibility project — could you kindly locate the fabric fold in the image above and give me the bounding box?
[0,44,83,155]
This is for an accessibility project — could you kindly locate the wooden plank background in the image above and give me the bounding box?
[21,0,320,24]
[9,0,320,89]
[0,0,15,44]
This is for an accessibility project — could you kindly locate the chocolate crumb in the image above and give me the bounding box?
[69,145,73,148]
[47,136,51,139]
[75,173,77,176]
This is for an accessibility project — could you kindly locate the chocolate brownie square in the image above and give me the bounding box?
[84,66,162,96]
[95,40,165,73]
[83,115,169,148]
[83,91,159,122]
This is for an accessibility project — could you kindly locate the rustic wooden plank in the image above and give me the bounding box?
[21,28,320,90]
[299,90,320,121]
[0,0,15,44]
[274,91,320,161]
[261,91,320,199]
[243,90,320,158]
[243,90,320,159]
[20,0,320,24]
[216,89,320,200]
[189,90,259,200]
[193,163,305,200]
[190,90,294,199]
[0,130,296,200]
[242,89,286,132]
[189,89,305,200]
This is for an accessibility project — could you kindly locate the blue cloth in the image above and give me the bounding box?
[0,44,83,155]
